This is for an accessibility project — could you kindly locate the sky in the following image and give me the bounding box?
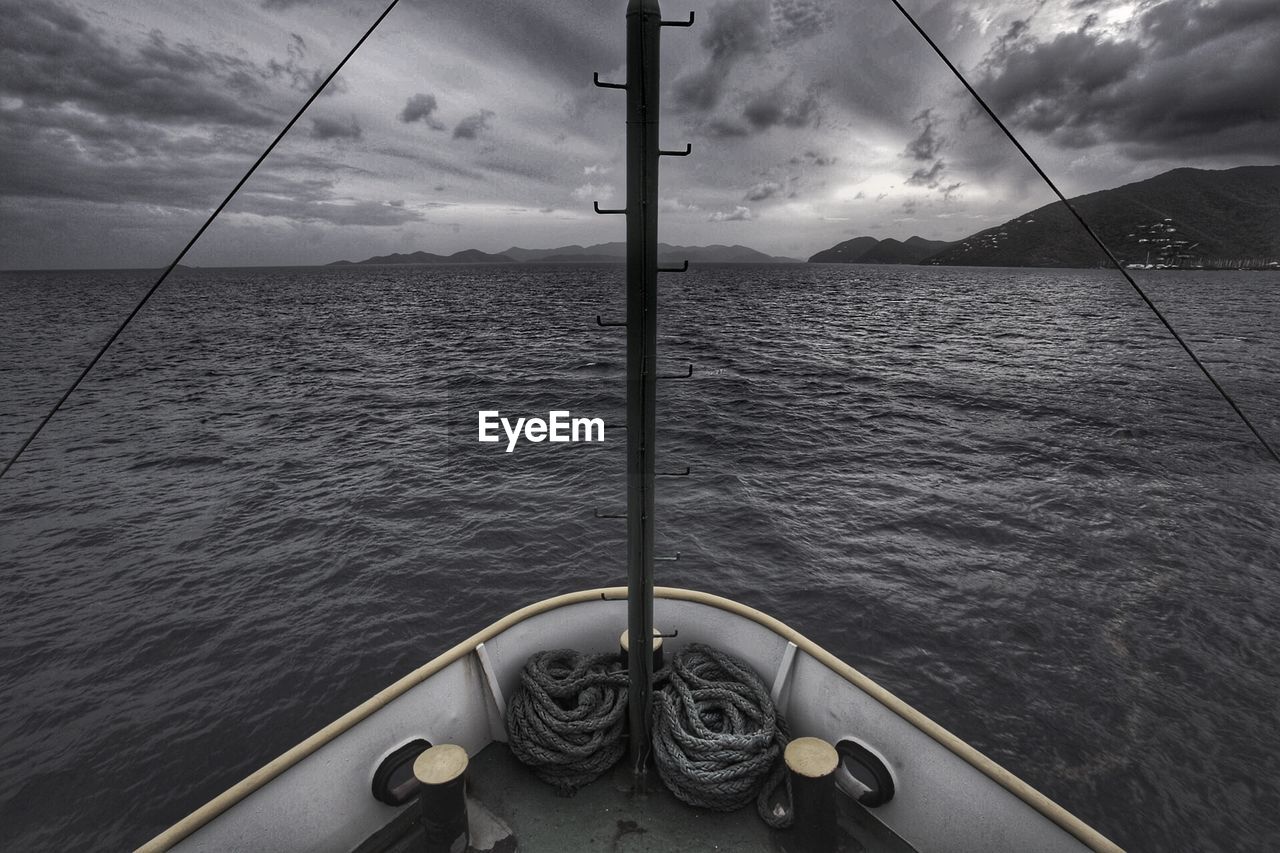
[1,0,1277,269]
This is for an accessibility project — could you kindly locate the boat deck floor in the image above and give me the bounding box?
[360,742,916,852]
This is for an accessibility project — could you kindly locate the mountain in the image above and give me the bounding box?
[809,235,953,264]
[859,236,955,264]
[331,242,799,266]
[502,242,799,263]
[806,236,879,263]
[328,249,514,265]
[923,165,1280,268]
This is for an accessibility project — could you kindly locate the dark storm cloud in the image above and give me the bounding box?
[701,0,773,63]
[310,115,362,140]
[902,109,958,196]
[673,0,830,141]
[0,0,277,128]
[673,66,725,113]
[1140,0,1280,53]
[978,30,1141,131]
[742,94,783,129]
[706,118,750,138]
[400,93,445,129]
[673,0,771,112]
[265,32,338,96]
[742,86,822,131]
[0,0,388,232]
[985,17,1033,65]
[904,109,944,161]
[453,110,493,140]
[906,159,946,187]
[0,107,395,230]
[0,111,239,206]
[975,0,1280,158]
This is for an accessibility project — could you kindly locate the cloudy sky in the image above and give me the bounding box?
[2,0,1277,269]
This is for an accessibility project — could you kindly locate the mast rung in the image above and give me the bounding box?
[658,364,693,379]
[657,260,689,273]
[596,315,626,327]
[593,72,627,90]
[660,12,695,26]
[658,144,692,157]
[594,201,626,215]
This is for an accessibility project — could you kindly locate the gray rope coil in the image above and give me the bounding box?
[652,643,793,827]
[506,649,630,794]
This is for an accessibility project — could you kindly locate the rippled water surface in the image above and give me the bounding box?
[1,264,1278,852]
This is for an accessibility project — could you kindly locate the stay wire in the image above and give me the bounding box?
[885,0,1280,466]
[0,0,405,481]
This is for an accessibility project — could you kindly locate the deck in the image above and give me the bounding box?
[357,742,917,852]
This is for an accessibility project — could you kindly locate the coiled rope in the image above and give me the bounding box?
[505,649,630,794]
[507,643,793,823]
[652,644,792,826]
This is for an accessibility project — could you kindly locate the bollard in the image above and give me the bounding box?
[782,737,839,853]
[619,628,665,671]
[413,743,470,853]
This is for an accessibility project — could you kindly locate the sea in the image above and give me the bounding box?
[1,262,1278,852]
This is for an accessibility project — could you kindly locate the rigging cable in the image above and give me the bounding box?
[0,0,405,481]
[884,0,1280,466]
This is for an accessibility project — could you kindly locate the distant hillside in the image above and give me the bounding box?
[331,242,799,266]
[807,236,879,263]
[329,249,514,265]
[809,235,954,264]
[924,165,1280,268]
[860,236,955,264]
[504,242,799,264]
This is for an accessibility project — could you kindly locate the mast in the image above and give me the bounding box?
[595,0,693,787]
[624,0,661,787]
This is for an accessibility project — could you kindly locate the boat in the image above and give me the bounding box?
[129,2,1131,851]
[9,2,1273,851]
[136,588,1120,853]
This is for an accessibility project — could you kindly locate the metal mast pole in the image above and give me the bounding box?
[624,0,661,787]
